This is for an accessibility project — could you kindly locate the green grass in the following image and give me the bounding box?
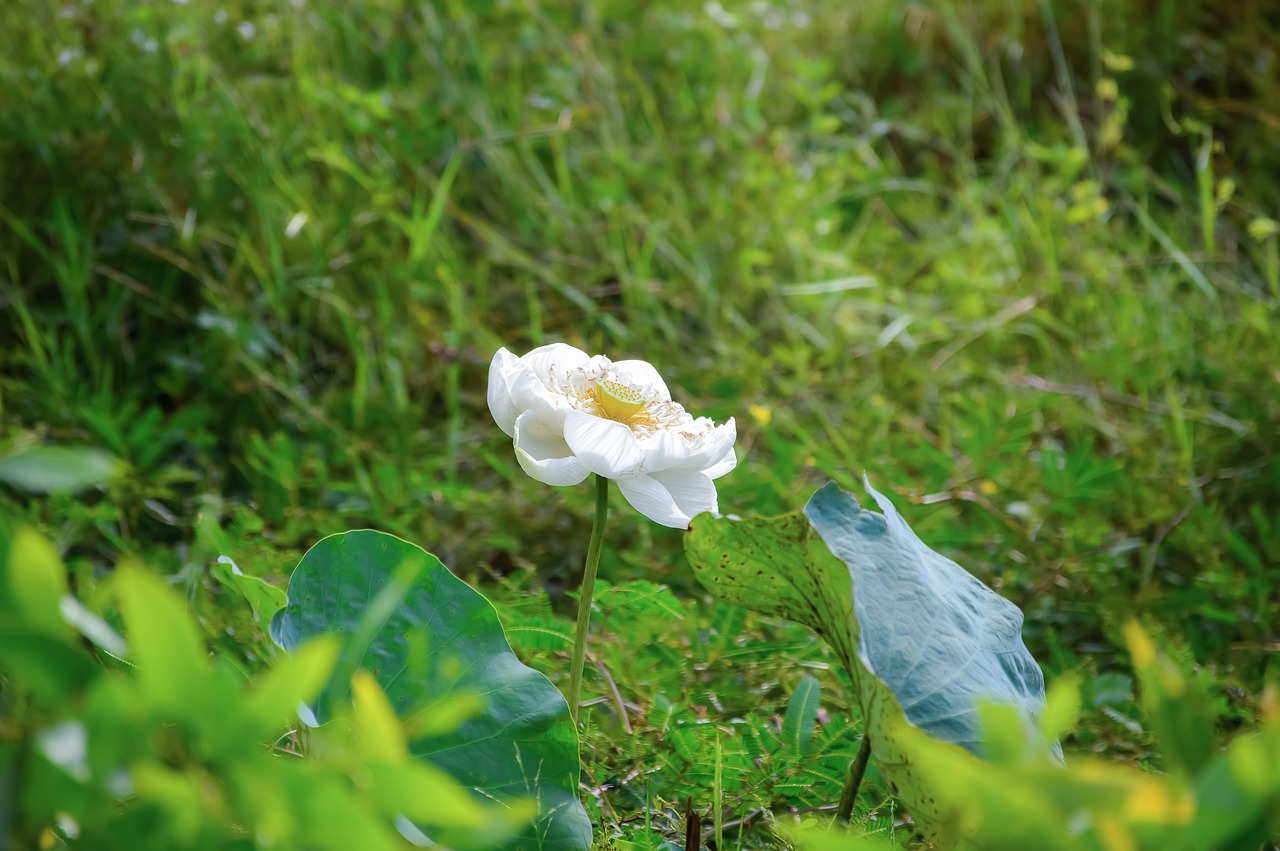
[2,0,1278,847]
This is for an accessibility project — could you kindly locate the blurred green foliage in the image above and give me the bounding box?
[793,636,1280,851]
[0,0,1277,847]
[0,524,515,850]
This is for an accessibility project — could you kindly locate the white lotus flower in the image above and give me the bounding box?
[488,344,736,529]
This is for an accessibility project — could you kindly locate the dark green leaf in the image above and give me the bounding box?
[270,530,592,851]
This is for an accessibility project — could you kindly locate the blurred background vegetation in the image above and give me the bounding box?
[1,0,1277,846]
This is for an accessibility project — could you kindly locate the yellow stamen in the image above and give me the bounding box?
[596,379,647,422]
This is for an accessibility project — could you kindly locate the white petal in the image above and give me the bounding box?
[682,418,737,472]
[650,469,718,519]
[616,475,692,528]
[703,448,737,480]
[610,359,671,400]
[513,411,589,486]
[506,363,572,431]
[563,410,644,478]
[518,343,591,384]
[638,430,695,473]
[487,348,522,437]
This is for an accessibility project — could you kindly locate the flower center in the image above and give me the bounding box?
[595,379,647,423]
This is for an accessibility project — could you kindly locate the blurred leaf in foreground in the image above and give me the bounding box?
[0,442,119,493]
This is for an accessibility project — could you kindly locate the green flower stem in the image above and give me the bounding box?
[568,474,609,722]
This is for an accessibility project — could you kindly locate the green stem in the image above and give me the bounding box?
[836,734,873,826]
[568,474,609,722]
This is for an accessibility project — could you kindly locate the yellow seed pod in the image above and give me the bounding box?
[596,380,647,422]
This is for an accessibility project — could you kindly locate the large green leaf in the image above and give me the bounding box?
[685,481,1054,845]
[805,481,1054,759]
[269,530,592,851]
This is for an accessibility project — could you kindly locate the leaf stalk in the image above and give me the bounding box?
[836,734,873,826]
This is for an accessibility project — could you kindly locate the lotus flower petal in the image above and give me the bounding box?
[487,345,736,528]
